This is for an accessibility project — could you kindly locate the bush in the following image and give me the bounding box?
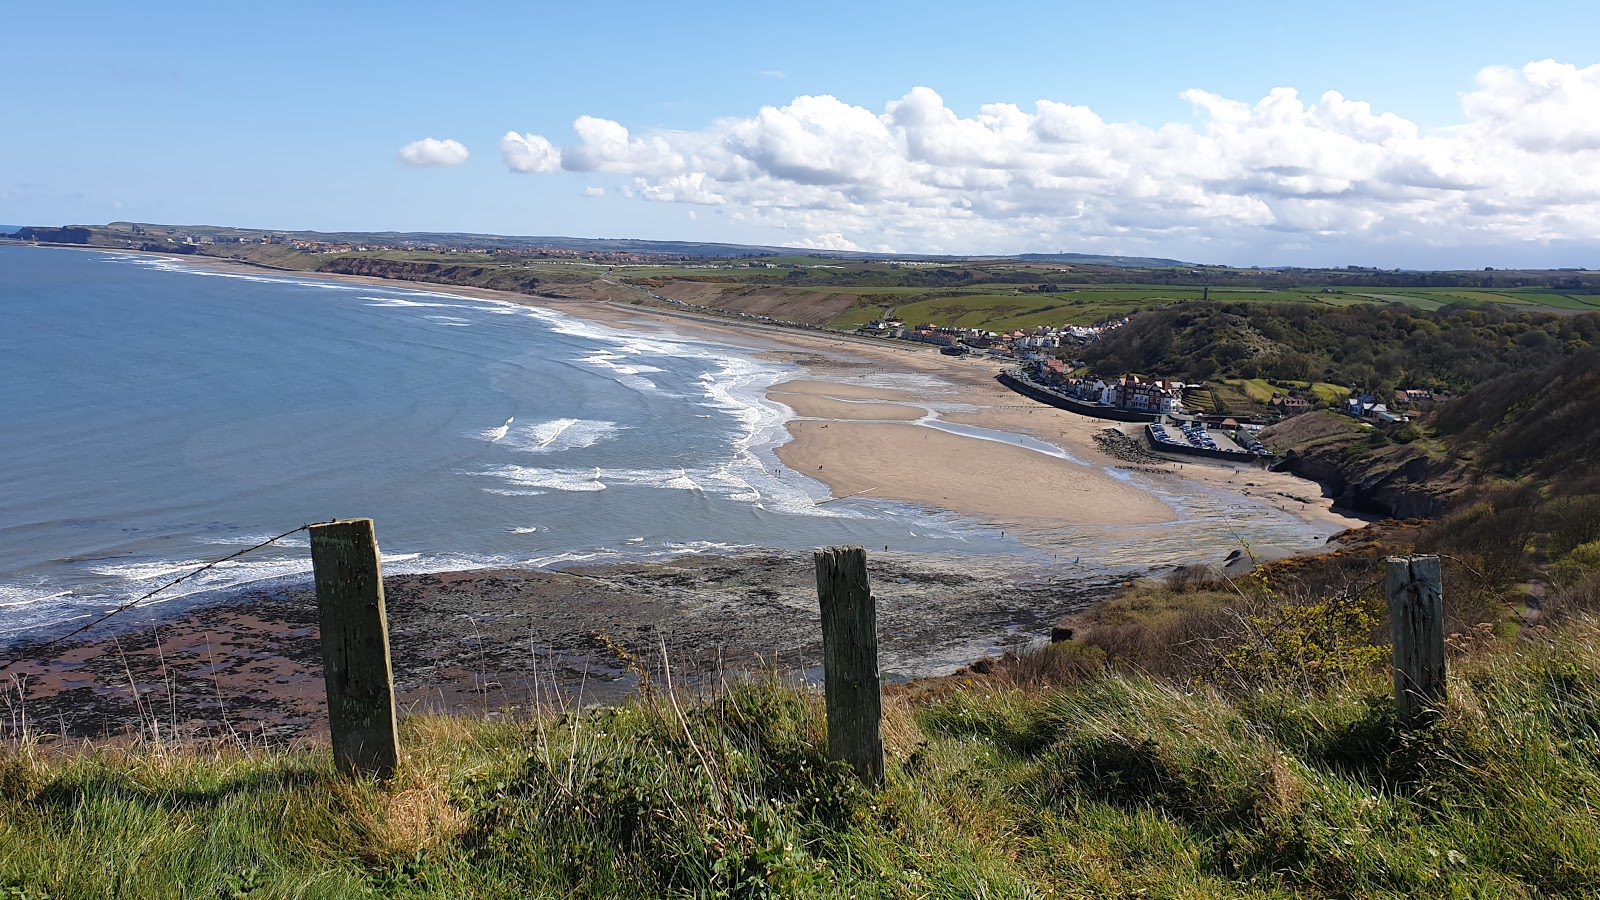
[1214,595,1386,692]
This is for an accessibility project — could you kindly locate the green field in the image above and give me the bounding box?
[31,224,1599,332]
[830,283,1600,332]
[829,287,1363,331]
[1212,378,1350,414]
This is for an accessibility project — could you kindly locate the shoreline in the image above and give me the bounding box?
[2,245,1369,743]
[2,551,1123,743]
[25,244,1364,540]
[5,244,1367,607]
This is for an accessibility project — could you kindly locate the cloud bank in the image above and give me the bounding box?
[502,60,1600,260]
[398,138,470,167]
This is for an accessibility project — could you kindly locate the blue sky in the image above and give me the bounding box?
[3,0,1598,267]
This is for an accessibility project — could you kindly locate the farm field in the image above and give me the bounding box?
[833,288,1311,329]
[15,223,1599,331]
[1209,378,1351,415]
[843,284,1600,331]
[652,277,1600,332]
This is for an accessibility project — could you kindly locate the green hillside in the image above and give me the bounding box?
[6,611,1600,897]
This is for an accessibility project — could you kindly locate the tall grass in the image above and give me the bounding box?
[5,620,1600,897]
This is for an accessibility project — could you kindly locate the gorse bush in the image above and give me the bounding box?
[1215,594,1387,691]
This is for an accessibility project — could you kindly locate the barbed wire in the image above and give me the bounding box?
[1,520,333,677]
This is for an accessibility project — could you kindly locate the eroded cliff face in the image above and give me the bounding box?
[1261,412,1470,519]
[11,226,92,244]
[316,257,542,294]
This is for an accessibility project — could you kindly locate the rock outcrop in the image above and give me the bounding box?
[1261,412,1470,518]
[316,257,542,294]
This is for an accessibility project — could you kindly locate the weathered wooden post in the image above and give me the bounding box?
[309,518,400,779]
[814,545,885,786]
[1385,555,1446,727]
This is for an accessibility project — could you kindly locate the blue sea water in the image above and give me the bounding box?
[1,247,1021,639]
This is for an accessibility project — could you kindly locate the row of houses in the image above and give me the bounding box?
[1269,387,1450,420]
[861,319,1116,356]
[1030,361,1187,415]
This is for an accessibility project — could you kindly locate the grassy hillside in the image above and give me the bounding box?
[1433,348,1600,480]
[1084,301,1600,394]
[5,609,1600,897]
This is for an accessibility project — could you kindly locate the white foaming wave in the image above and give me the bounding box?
[479,461,849,519]
[703,466,763,504]
[484,464,608,492]
[522,549,622,569]
[494,418,625,455]
[602,467,723,492]
[105,253,311,286]
[362,296,464,309]
[0,580,75,610]
[658,540,754,555]
[195,533,310,549]
[483,416,514,442]
[619,374,661,393]
[573,349,665,393]
[685,352,861,518]
[508,526,542,534]
[665,469,704,492]
[575,349,666,377]
[484,487,549,496]
[380,551,519,577]
[71,553,315,613]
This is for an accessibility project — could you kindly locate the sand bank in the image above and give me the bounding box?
[777,420,1172,524]
[767,389,927,421]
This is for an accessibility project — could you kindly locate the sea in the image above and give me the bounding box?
[0,246,1330,642]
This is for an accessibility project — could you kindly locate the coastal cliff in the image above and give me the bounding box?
[1261,411,1470,518]
[316,256,543,294]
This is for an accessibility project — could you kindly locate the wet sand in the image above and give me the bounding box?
[777,420,1172,523]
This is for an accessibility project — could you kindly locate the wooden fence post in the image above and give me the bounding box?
[814,545,885,787]
[1385,555,1446,727]
[309,519,400,779]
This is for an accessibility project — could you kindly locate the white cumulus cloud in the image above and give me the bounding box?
[397,138,470,167]
[501,131,561,173]
[502,60,1600,261]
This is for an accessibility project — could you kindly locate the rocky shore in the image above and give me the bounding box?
[1090,426,1176,474]
[3,550,1122,745]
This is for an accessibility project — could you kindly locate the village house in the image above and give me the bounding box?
[1053,372,1183,414]
[1393,388,1439,410]
[1346,394,1406,423]
[1112,376,1185,415]
[1270,395,1314,415]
